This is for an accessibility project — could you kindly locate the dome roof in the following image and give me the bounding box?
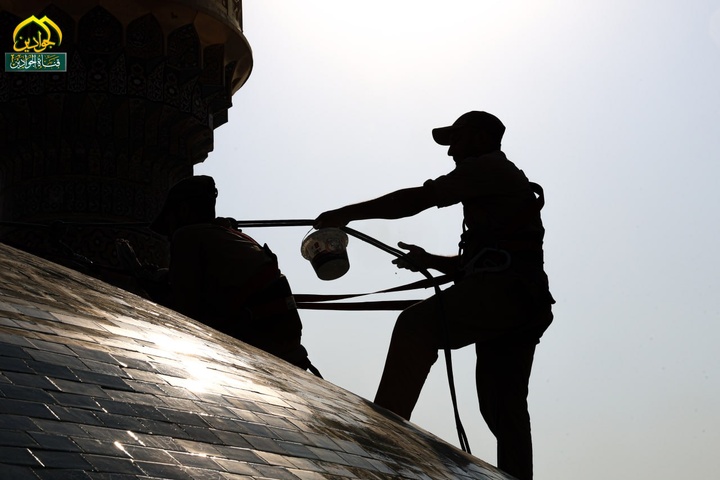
[0,242,510,479]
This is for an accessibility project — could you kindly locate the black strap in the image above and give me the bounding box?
[297,299,420,311]
[293,273,455,304]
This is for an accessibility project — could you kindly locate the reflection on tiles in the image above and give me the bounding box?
[0,243,511,479]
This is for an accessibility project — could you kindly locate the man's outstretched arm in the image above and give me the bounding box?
[314,185,436,229]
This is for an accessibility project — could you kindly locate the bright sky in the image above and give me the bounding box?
[196,1,720,478]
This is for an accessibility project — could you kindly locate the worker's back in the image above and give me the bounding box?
[168,221,309,370]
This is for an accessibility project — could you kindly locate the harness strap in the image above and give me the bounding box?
[460,180,545,261]
[530,182,545,209]
[293,273,455,304]
[296,299,420,311]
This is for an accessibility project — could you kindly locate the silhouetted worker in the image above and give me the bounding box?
[150,175,321,376]
[314,111,553,480]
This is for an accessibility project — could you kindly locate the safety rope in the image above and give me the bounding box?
[174,218,471,453]
[1,217,472,453]
[296,299,419,311]
[339,225,472,453]
[294,272,455,310]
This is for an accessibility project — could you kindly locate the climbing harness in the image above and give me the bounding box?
[461,247,512,275]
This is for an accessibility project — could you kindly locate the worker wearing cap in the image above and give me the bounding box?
[150,175,321,376]
[314,111,553,480]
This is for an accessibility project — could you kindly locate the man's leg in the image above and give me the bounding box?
[374,304,439,420]
[475,338,537,480]
[374,275,508,420]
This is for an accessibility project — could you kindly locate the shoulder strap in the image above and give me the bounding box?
[529,182,544,210]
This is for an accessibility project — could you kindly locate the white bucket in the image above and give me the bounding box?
[301,228,350,281]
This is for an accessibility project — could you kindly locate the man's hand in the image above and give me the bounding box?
[393,242,460,274]
[314,208,350,230]
[392,242,430,272]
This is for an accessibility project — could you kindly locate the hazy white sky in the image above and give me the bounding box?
[196,1,720,478]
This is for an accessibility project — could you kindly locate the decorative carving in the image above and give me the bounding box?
[77,6,123,55]
[0,2,252,286]
[109,55,126,94]
[233,0,242,26]
[126,14,164,59]
[167,24,200,71]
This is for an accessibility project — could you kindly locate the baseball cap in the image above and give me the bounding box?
[431,111,506,146]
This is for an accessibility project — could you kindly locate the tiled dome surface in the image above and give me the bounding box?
[0,242,511,480]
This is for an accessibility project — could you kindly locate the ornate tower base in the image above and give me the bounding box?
[0,0,252,289]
